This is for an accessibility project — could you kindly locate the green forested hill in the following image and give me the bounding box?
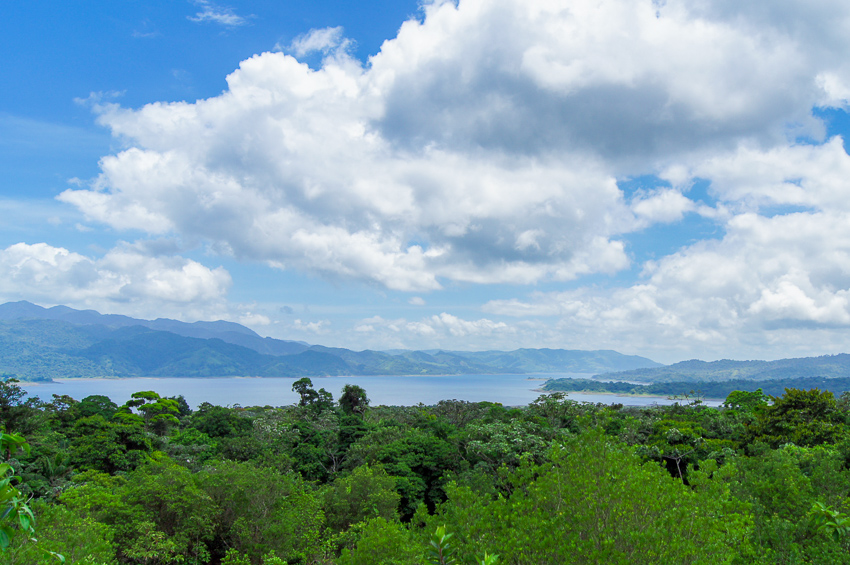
[0,314,660,380]
[596,354,850,383]
[447,347,664,373]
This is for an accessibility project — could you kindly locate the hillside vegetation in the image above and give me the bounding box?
[4,379,850,563]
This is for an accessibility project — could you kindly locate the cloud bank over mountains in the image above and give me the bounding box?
[12,0,850,360]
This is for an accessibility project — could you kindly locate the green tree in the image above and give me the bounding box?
[190,403,253,439]
[0,432,64,563]
[723,389,768,412]
[749,388,845,448]
[292,378,334,413]
[0,379,43,435]
[339,385,369,416]
[323,465,400,533]
[76,395,118,420]
[118,391,180,436]
[337,518,422,565]
[424,430,753,565]
[68,415,152,473]
[0,501,115,564]
[196,460,324,564]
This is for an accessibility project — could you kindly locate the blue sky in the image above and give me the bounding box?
[4,0,850,363]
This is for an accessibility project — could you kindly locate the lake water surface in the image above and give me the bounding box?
[20,374,721,408]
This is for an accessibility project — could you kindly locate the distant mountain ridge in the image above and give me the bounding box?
[596,354,850,383]
[0,301,309,355]
[0,301,662,381]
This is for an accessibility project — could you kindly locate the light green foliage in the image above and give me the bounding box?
[322,464,399,533]
[220,549,288,565]
[336,518,422,565]
[61,462,215,564]
[426,430,752,565]
[723,389,768,412]
[810,502,850,542]
[122,520,196,565]
[196,460,324,564]
[464,419,548,469]
[0,432,34,552]
[120,460,215,564]
[427,525,458,565]
[119,392,180,436]
[474,553,499,565]
[68,415,152,474]
[748,388,845,448]
[0,501,114,564]
[221,549,252,565]
[163,429,217,472]
[0,432,65,563]
[723,444,850,562]
[14,381,850,565]
[57,471,127,519]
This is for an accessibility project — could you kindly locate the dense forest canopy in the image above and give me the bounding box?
[3,378,850,564]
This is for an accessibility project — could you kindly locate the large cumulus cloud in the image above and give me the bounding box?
[60,0,850,293]
[53,0,850,357]
[483,139,850,360]
[0,242,233,321]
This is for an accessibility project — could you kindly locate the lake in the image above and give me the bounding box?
[20,373,722,408]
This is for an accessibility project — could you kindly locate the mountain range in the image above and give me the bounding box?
[592,355,850,384]
[0,301,662,381]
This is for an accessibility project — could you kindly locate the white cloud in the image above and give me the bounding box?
[484,203,850,361]
[671,137,850,212]
[188,1,248,27]
[288,27,351,58]
[293,319,330,334]
[408,296,426,306]
[52,0,850,360]
[336,312,516,351]
[239,312,271,326]
[67,0,850,290]
[631,189,696,226]
[0,242,232,321]
[426,312,510,337]
[59,59,633,290]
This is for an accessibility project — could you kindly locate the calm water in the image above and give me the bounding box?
[20,374,721,409]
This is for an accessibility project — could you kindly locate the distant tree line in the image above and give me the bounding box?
[543,375,850,399]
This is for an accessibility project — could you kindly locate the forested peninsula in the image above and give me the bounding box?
[542,374,850,399]
[3,377,850,564]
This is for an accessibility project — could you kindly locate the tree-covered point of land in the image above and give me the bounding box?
[4,377,850,564]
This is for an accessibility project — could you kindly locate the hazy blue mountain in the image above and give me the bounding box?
[447,348,665,374]
[0,301,663,381]
[0,301,308,355]
[597,354,850,383]
[0,319,353,381]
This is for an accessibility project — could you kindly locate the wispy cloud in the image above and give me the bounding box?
[187,0,248,27]
[287,27,351,58]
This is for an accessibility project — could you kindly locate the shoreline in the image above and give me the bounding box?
[21,371,598,384]
[534,388,725,401]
